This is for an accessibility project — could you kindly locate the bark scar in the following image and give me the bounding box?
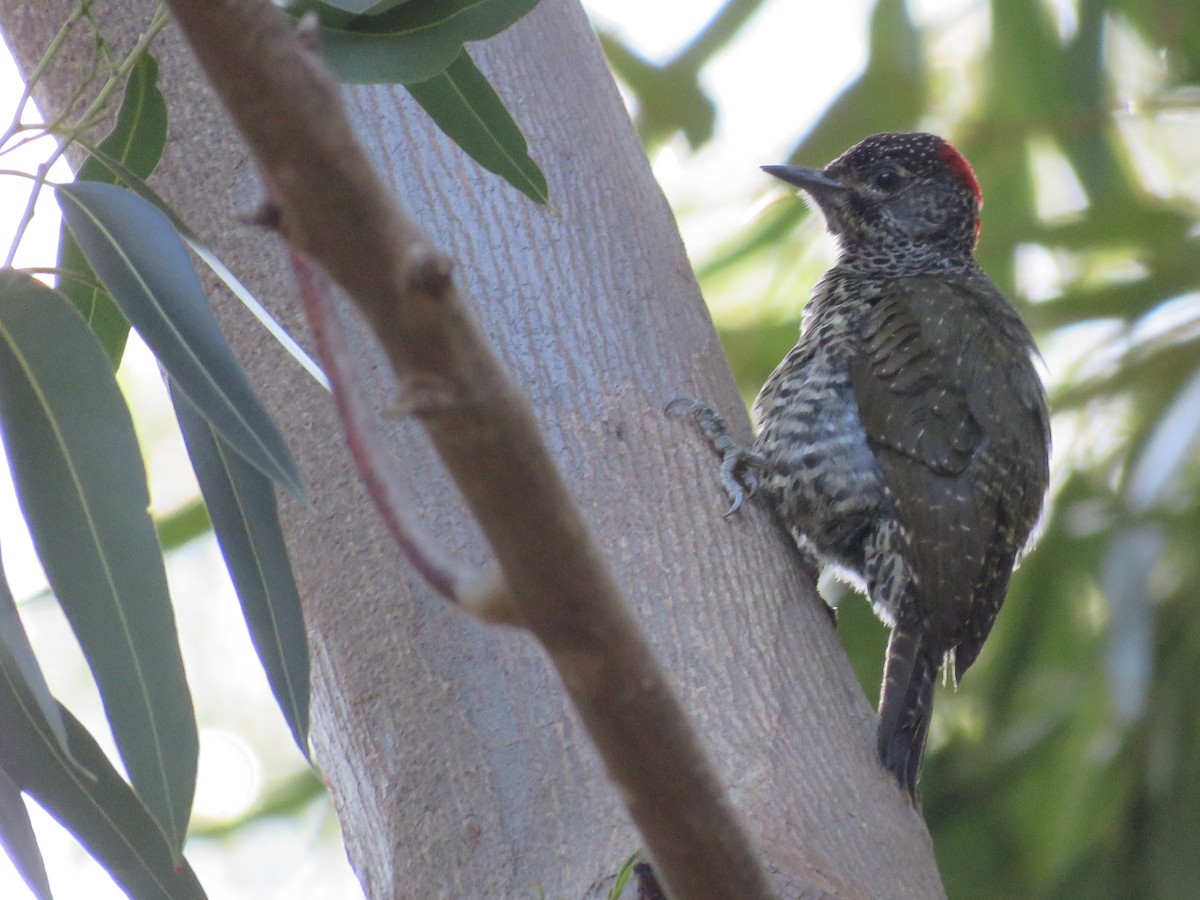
[386,371,463,418]
[405,244,455,297]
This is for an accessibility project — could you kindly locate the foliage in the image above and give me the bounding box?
[285,0,549,204]
[607,0,1200,896]
[0,5,314,894]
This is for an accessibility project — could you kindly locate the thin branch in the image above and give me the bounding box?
[289,247,518,625]
[0,1,87,147]
[3,2,169,267]
[162,1,776,897]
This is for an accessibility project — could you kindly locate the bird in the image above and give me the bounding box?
[671,132,1051,799]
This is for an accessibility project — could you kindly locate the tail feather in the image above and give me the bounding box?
[877,625,938,799]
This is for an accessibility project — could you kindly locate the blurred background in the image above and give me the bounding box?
[610,1,1200,897]
[2,0,1199,896]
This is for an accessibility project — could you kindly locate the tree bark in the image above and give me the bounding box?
[0,1,945,897]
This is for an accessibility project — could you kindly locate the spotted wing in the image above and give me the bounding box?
[850,273,1050,670]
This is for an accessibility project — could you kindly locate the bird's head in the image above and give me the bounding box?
[764,132,983,275]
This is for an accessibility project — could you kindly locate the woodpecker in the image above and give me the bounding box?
[673,132,1050,798]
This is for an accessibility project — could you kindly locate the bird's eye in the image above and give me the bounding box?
[873,167,900,190]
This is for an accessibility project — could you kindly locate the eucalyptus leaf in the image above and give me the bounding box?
[56,182,305,497]
[360,0,418,11]
[73,143,328,389]
[283,0,549,202]
[288,0,541,84]
[171,385,311,759]
[0,688,206,899]
[56,53,167,365]
[0,559,70,761]
[313,0,386,11]
[407,50,549,206]
[0,762,52,900]
[0,271,197,856]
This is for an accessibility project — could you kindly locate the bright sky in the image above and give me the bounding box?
[0,2,969,897]
[593,0,874,261]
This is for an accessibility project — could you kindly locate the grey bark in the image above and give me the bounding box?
[0,1,945,898]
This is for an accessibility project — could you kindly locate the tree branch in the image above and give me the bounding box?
[162,1,774,897]
[290,247,518,625]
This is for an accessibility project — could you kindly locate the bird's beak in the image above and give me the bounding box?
[761,165,844,195]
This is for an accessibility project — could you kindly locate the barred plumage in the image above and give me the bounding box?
[682,133,1051,799]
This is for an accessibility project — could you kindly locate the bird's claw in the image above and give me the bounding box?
[719,451,758,517]
[666,396,766,517]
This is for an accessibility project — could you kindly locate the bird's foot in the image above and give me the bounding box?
[666,397,767,517]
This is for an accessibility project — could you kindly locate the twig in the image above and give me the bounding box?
[0,1,87,147]
[288,247,519,626]
[2,2,169,267]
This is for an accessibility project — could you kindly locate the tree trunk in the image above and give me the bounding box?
[0,1,945,897]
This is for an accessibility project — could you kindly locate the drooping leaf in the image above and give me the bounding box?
[183,241,328,391]
[407,50,549,206]
[170,384,311,759]
[0,271,197,856]
[56,53,167,366]
[0,556,69,761]
[282,0,550,203]
[0,767,52,900]
[73,143,328,389]
[56,182,305,497]
[0,686,206,899]
[287,0,541,84]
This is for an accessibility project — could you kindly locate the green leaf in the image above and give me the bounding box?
[360,0,418,11]
[72,143,329,389]
[0,694,206,899]
[0,560,70,762]
[316,0,391,11]
[0,271,197,857]
[287,0,541,84]
[0,766,51,900]
[283,1,550,203]
[608,849,641,900]
[155,499,213,551]
[170,385,311,759]
[407,50,549,206]
[56,53,167,366]
[56,182,305,497]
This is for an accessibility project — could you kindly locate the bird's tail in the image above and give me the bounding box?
[876,625,938,800]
